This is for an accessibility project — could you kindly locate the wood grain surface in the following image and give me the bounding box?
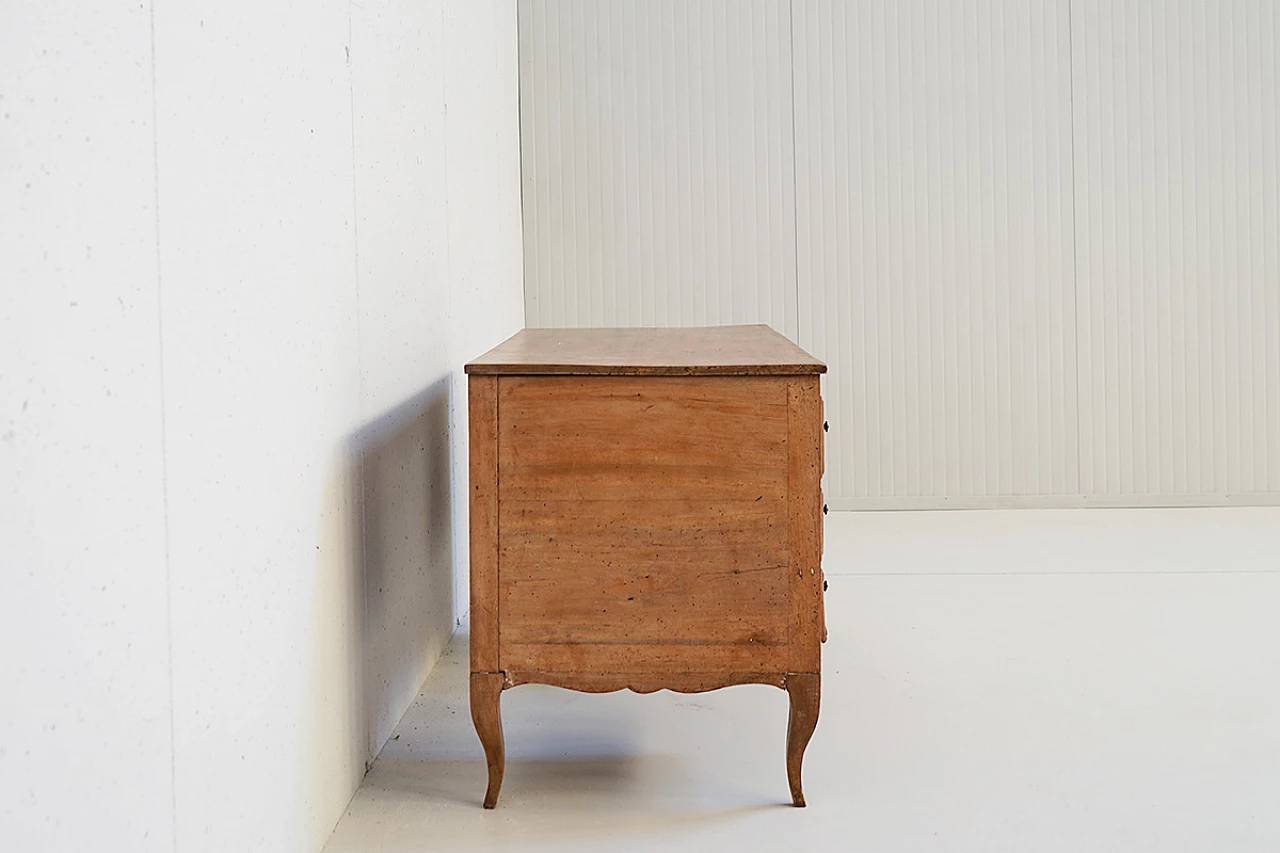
[498,375,788,501]
[500,498,789,646]
[468,375,500,673]
[465,324,827,376]
[500,640,788,673]
[469,672,505,808]
[785,672,821,807]
[467,329,827,808]
[787,377,825,673]
[504,671,788,693]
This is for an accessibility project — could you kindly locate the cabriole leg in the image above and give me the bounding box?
[785,673,820,807]
[470,672,506,808]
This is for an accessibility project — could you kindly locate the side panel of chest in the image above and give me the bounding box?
[495,375,794,673]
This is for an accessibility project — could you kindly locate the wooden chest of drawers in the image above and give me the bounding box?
[465,325,826,808]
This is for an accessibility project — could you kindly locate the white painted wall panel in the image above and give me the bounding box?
[795,0,1079,505]
[519,0,797,337]
[0,4,174,850]
[444,0,528,625]
[1072,0,1280,498]
[153,1,525,850]
[519,0,1280,506]
[351,0,455,770]
[153,2,366,850]
[4,1,523,850]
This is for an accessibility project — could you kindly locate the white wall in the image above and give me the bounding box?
[154,4,364,849]
[445,0,528,623]
[1,3,173,849]
[0,1,523,851]
[1072,0,1280,499]
[519,0,797,336]
[518,0,1280,508]
[793,0,1080,506]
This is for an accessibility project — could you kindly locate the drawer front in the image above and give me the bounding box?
[497,375,791,672]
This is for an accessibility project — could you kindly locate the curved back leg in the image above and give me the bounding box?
[784,673,820,807]
[470,672,506,808]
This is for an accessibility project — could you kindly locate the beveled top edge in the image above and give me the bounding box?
[465,324,827,376]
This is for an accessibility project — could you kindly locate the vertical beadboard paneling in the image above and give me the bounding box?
[517,0,1280,506]
[518,0,797,337]
[1073,0,1280,498]
[793,0,1079,504]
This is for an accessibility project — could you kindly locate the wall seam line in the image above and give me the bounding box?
[787,0,802,343]
[1067,0,1084,495]
[441,0,459,631]
[832,569,1280,577]
[516,0,529,330]
[344,0,371,771]
[146,2,178,850]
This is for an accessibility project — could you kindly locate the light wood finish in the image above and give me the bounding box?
[505,671,787,692]
[500,640,789,673]
[469,672,505,809]
[501,498,789,646]
[785,673,821,807]
[465,324,826,376]
[468,376,500,673]
[467,326,825,808]
[499,375,788,502]
[788,377,825,672]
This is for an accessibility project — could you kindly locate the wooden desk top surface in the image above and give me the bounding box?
[465,324,826,376]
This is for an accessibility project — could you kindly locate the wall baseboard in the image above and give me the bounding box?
[828,494,1280,512]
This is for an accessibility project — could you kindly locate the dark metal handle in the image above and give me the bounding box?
[823,420,829,432]
[822,503,828,515]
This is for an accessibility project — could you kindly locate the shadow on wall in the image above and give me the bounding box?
[351,375,456,760]
[302,373,457,842]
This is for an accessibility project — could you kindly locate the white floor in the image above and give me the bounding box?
[323,508,1280,853]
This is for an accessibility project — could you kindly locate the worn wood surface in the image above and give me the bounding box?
[504,671,788,693]
[469,672,506,809]
[467,329,826,807]
[498,375,788,501]
[465,324,827,376]
[787,377,825,673]
[468,376,500,673]
[501,640,788,673]
[785,672,821,807]
[500,498,789,646]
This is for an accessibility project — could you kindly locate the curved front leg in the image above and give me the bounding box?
[470,672,506,808]
[785,673,820,807]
